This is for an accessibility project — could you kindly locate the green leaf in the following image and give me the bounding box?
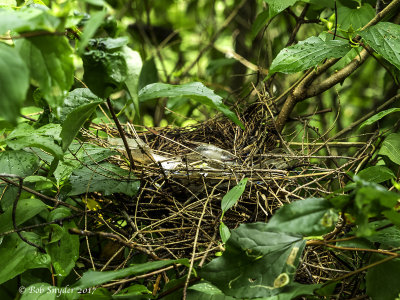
[45,221,79,278]
[73,259,188,289]
[366,255,400,300]
[138,58,159,91]
[78,9,107,53]
[59,88,103,122]
[200,222,306,298]
[0,43,29,123]
[139,82,244,129]
[15,35,74,109]
[337,4,375,31]
[61,101,103,152]
[359,22,400,71]
[0,150,39,177]
[0,150,39,209]
[357,166,395,183]
[367,221,400,248]
[219,222,231,243]
[270,36,351,74]
[114,284,152,298]
[0,7,59,35]
[0,198,47,233]
[221,178,248,214]
[264,0,297,18]
[267,198,337,236]
[82,38,128,98]
[360,108,400,128]
[379,133,400,165]
[5,123,63,159]
[251,10,270,40]
[68,162,140,197]
[123,46,142,118]
[0,233,50,284]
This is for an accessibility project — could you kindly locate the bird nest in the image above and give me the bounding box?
[75,100,374,291]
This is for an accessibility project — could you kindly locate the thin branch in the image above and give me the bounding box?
[106,98,136,169]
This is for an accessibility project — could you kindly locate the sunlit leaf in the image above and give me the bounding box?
[270,36,351,74]
[360,22,400,71]
[139,82,244,129]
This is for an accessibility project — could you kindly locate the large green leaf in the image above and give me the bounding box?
[366,255,400,300]
[5,123,63,159]
[359,22,400,71]
[139,82,244,129]
[73,259,188,289]
[68,162,140,197]
[269,36,351,74]
[138,57,159,91]
[337,4,375,31]
[59,88,103,122]
[0,150,39,209]
[267,198,337,236]
[45,221,79,278]
[357,166,395,183]
[15,35,74,109]
[0,7,59,34]
[0,150,39,177]
[0,233,51,285]
[200,223,306,298]
[0,198,47,233]
[82,38,128,98]
[0,43,29,123]
[379,133,400,165]
[61,101,103,152]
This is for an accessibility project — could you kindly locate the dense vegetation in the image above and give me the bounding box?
[1,0,400,299]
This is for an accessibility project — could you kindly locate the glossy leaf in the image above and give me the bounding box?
[219,222,231,243]
[15,35,74,109]
[59,88,102,122]
[61,101,103,152]
[0,233,50,284]
[0,198,47,233]
[200,222,306,298]
[73,259,189,289]
[359,22,400,70]
[221,178,248,214]
[82,39,128,98]
[264,0,297,18]
[270,36,351,74]
[68,162,140,197]
[267,198,337,236]
[5,123,63,159]
[139,82,244,129]
[0,150,39,209]
[360,108,400,128]
[357,166,395,183]
[0,43,29,123]
[379,133,400,165]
